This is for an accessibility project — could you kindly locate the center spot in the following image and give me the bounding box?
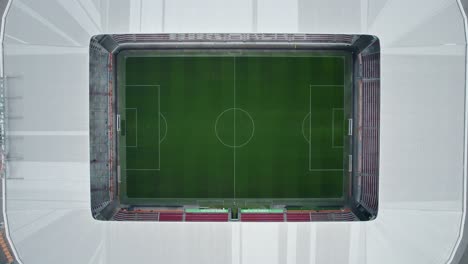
[215,108,255,148]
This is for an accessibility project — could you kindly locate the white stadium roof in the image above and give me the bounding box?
[1,0,468,263]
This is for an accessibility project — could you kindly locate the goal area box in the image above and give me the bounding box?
[89,34,380,222]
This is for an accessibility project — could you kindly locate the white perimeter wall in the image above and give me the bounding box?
[1,0,467,263]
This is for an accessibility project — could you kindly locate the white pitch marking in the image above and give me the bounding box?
[158,85,161,169]
[233,57,236,200]
[301,112,311,143]
[308,83,346,172]
[332,108,344,149]
[309,86,311,170]
[214,108,255,148]
[159,113,168,143]
[124,85,161,170]
[125,108,138,148]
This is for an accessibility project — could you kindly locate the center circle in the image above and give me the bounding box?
[215,108,255,148]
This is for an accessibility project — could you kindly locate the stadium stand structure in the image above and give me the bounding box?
[112,209,230,222]
[185,212,229,222]
[110,208,358,222]
[90,37,118,220]
[352,38,380,219]
[238,209,358,222]
[110,33,355,46]
[287,209,358,222]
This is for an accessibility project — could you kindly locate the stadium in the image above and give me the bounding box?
[0,0,466,263]
[89,33,379,222]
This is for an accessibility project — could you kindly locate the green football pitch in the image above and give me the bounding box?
[117,51,351,205]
